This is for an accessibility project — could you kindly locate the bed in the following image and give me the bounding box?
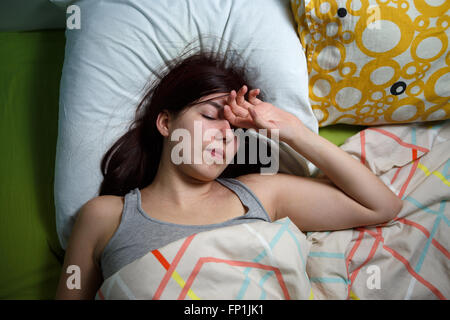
[0,0,448,299]
[0,28,363,301]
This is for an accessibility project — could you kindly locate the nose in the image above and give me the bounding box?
[215,119,235,143]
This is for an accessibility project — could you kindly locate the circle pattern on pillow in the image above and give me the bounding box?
[291,0,450,126]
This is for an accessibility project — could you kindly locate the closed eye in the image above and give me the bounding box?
[202,114,216,120]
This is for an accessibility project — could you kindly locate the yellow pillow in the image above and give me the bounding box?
[290,0,449,127]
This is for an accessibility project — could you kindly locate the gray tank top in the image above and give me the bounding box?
[100,177,272,280]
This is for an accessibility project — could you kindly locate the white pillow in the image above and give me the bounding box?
[54,0,318,249]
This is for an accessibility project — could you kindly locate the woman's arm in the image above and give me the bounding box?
[264,126,404,231]
[225,85,403,231]
[55,196,119,299]
[284,125,403,220]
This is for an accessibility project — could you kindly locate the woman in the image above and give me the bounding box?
[55,50,402,299]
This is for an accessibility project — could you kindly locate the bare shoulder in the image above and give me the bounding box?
[235,173,333,222]
[75,195,124,262]
[234,173,283,221]
[80,195,124,219]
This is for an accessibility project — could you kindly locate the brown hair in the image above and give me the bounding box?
[99,46,271,196]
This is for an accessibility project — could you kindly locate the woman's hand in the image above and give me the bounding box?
[223,85,308,143]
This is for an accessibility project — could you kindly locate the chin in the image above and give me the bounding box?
[182,162,227,182]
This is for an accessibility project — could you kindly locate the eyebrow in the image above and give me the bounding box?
[206,101,224,110]
[200,93,229,109]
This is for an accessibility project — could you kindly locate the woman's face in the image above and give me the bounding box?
[164,92,240,181]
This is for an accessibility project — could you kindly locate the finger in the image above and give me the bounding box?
[228,89,246,108]
[230,104,249,118]
[224,105,253,129]
[236,85,248,106]
[223,104,238,125]
[248,88,259,101]
[227,90,237,107]
[228,90,249,117]
[223,104,242,126]
[237,86,257,110]
[224,104,251,126]
[249,89,262,105]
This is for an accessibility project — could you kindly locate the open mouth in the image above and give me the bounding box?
[209,147,224,158]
